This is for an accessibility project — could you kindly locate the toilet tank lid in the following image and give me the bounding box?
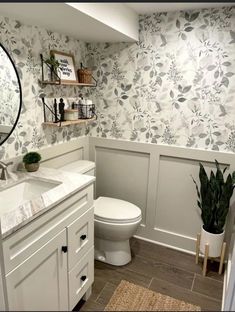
[94,197,141,222]
[60,160,95,174]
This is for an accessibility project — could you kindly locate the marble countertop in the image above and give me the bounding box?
[0,167,95,238]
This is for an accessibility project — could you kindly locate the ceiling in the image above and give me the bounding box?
[0,3,138,42]
[0,2,234,43]
[125,2,234,14]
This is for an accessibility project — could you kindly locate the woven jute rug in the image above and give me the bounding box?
[105,280,201,311]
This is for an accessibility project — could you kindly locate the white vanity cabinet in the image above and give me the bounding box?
[2,183,94,311]
[6,230,68,311]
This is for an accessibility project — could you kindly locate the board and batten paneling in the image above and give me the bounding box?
[89,137,235,254]
[7,136,89,172]
[16,135,234,255]
[41,136,89,169]
[95,147,150,226]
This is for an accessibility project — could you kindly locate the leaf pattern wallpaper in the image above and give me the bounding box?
[86,6,235,152]
[0,46,20,128]
[0,6,235,161]
[0,15,88,160]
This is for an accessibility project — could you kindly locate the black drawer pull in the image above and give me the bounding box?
[80,234,87,240]
[81,275,87,281]
[61,246,68,253]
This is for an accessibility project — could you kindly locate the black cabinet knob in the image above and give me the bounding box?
[81,275,87,281]
[61,246,68,253]
[80,234,87,240]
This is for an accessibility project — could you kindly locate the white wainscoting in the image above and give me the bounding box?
[7,135,234,254]
[89,137,235,254]
[7,136,89,172]
[40,136,89,168]
[95,147,150,226]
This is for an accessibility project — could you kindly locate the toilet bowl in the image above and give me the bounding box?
[94,196,141,266]
[60,160,142,266]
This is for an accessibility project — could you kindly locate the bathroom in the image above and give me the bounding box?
[0,2,235,311]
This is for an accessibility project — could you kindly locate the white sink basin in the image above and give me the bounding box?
[0,178,61,216]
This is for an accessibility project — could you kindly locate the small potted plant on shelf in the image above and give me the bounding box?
[192,160,235,257]
[23,152,42,172]
[45,55,60,82]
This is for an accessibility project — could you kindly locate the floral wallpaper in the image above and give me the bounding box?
[86,6,235,152]
[0,15,88,160]
[0,6,235,161]
[0,46,20,130]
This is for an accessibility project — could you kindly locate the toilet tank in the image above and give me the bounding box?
[60,160,96,176]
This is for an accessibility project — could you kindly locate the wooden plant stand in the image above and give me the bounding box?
[195,233,226,277]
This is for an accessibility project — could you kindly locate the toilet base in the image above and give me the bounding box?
[95,237,131,266]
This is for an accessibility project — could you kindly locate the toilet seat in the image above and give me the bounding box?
[95,214,142,224]
[94,197,142,224]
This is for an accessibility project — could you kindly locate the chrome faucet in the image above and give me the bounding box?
[0,161,13,180]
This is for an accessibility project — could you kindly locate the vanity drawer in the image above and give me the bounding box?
[67,207,94,271]
[3,185,93,274]
[68,247,94,310]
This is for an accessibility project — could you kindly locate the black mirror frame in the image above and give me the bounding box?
[0,42,22,146]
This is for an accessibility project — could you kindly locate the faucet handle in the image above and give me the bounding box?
[5,161,13,167]
[0,161,13,169]
[0,161,13,180]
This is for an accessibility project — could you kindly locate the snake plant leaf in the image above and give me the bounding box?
[215,159,220,171]
[210,171,219,201]
[191,176,200,199]
[199,163,209,200]
[232,171,235,184]
[201,187,213,229]
[210,170,216,185]
[225,174,234,202]
[215,159,224,185]
[216,175,233,226]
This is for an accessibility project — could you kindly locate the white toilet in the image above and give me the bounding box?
[60,160,142,266]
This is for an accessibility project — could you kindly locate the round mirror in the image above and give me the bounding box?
[0,43,22,146]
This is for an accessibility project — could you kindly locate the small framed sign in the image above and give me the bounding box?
[51,50,77,83]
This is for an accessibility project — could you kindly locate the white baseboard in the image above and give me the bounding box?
[133,235,195,256]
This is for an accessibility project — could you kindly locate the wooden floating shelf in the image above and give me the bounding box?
[39,80,96,87]
[42,117,96,127]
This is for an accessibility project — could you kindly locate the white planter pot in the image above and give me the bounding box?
[200,226,225,258]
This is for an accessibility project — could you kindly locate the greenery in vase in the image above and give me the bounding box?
[192,160,235,234]
[23,152,41,164]
[45,55,60,81]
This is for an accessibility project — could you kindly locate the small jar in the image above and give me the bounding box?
[64,109,78,121]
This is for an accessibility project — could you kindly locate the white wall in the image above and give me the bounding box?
[67,3,138,41]
[89,137,235,254]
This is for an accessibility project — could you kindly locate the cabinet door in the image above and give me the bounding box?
[6,229,68,311]
[67,207,94,270]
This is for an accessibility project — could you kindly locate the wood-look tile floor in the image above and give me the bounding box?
[74,238,223,311]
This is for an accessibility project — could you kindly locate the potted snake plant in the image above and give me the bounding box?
[192,160,235,257]
[23,152,41,172]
